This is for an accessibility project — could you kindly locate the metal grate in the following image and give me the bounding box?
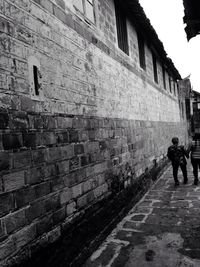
[138,33,146,69]
[162,66,166,89]
[152,52,158,83]
[114,1,129,55]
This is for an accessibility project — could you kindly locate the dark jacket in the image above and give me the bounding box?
[167,144,188,165]
[189,140,200,160]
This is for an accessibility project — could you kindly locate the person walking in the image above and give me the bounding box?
[189,133,200,185]
[167,137,188,186]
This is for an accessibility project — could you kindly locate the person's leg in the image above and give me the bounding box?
[180,164,188,184]
[172,164,179,185]
[191,159,198,185]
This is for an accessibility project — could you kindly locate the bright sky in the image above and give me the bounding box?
[139,0,200,92]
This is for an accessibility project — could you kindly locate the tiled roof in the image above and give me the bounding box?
[117,0,182,79]
[183,0,200,40]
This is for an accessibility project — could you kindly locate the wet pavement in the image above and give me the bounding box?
[84,163,200,267]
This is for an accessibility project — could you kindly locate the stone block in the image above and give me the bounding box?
[57,131,69,144]
[43,116,56,130]
[0,179,3,193]
[22,132,40,148]
[82,179,93,194]
[25,200,46,223]
[33,181,51,199]
[36,213,53,236]
[0,236,16,261]
[94,162,107,174]
[45,193,60,212]
[60,188,72,205]
[41,132,57,146]
[72,117,85,129]
[51,176,64,192]
[0,111,9,129]
[88,130,96,141]
[44,163,57,179]
[66,201,76,216]
[55,0,65,9]
[69,130,79,143]
[41,0,53,14]
[0,151,10,171]
[53,5,67,24]
[77,191,95,209]
[57,117,72,129]
[69,156,80,171]
[60,144,74,159]
[55,160,69,175]
[74,144,84,155]
[20,96,35,112]
[31,149,47,165]
[80,155,89,167]
[11,111,29,130]
[47,147,62,162]
[94,183,108,198]
[13,223,37,250]
[3,208,26,234]
[0,220,6,240]
[2,133,22,150]
[85,141,99,153]
[52,207,66,225]
[33,116,44,129]
[14,187,36,209]
[3,170,25,192]
[0,17,14,36]
[13,151,31,169]
[78,130,89,142]
[0,193,14,217]
[72,183,82,198]
[26,166,44,185]
[63,169,86,187]
[47,226,61,243]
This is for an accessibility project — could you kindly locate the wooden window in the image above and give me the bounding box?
[173,81,176,95]
[168,76,172,93]
[137,34,146,69]
[74,0,95,23]
[152,52,158,83]
[33,65,39,95]
[162,66,166,89]
[114,1,129,55]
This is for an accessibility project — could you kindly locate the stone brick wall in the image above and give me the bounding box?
[0,0,188,265]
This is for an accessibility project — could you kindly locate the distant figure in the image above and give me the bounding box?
[189,133,200,185]
[167,137,188,186]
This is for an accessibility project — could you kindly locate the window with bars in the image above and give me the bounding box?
[114,1,129,55]
[162,66,166,89]
[168,76,172,93]
[73,0,95,23]
[173,81,176,95]
[137,33,146,69]
[152,52,158,83]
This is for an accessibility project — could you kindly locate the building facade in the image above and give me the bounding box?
[183,0,200,40]
[0,0,188,265]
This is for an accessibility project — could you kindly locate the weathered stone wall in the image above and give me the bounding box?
[0,0,188,265]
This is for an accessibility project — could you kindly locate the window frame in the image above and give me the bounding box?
[137,33,146,70]
[168,76,172,93]
[173,80,176,96]
[114,0,129,55]
[73,0,95,24]
[152,52,158,84]
[162,65,166,90]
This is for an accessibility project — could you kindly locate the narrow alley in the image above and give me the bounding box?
[84,163,200,267]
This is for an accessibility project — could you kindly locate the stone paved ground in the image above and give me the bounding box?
[84,163,200,267]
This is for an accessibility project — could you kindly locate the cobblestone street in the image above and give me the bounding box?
[84,163,200,267]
